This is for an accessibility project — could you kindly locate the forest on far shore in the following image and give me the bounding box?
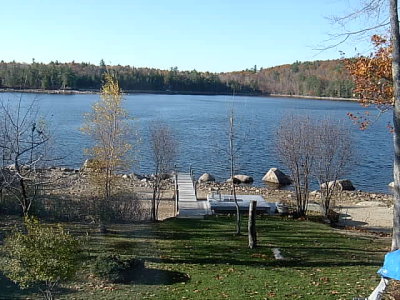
[0,59,354,98]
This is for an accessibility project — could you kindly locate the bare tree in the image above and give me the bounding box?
[322,0,389,51]
[277,116,354,218]
[228,111,242,235]
[276,116,316,217]
[213,109,244,234]
[314,120,354,218]
[0,97,51,216]
[149,121,178,222]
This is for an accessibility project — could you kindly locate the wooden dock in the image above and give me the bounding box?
[176,172,211,218]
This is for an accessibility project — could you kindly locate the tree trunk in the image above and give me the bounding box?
[98,197,108,233]
[229,114,241,235]
[152,183,157,222]
[248,200,257,249]
[19,178,30,217]
[232,182,241,235]
[390,0,400,251]
[174,172,178,215]
[367,1,400,299]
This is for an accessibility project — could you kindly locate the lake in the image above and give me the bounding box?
[0,92,393,193]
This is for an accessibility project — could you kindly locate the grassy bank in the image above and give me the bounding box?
[0,215,390,299]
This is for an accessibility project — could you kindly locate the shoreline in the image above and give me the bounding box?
[269,93,359,102]
[3,166,395,231]
[0,88,360,102]
[48,166,396,197]
[0,88,98,95]
[0,88,262,97]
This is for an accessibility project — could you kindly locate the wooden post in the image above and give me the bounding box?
[189,165,197,199]
[176,188,179,213]
[175,172,179,214]
[248,200,257,249]
[174,172,177,215]
[194,180,197,199]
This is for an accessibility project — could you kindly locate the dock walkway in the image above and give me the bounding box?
[176,172,211,218]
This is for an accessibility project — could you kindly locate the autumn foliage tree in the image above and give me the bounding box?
[345,32,400,252]
[81,72,133,228]
[345,36,392,129]
[335,2,400,298]
[347,35,393,105]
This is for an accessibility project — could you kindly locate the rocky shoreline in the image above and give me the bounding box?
[3,165,394,229]
[38,167,393,207]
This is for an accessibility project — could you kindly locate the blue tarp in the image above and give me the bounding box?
[377,249,400,280]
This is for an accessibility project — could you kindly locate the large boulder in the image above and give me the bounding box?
[198,173,215,183]
[226,177,241,184]
[235,174,254,184]
[320,179,355,191]
[226,174,254,184]
[262,168,291,185]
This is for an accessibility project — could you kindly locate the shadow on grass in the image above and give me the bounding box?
[0,272,36,299]
[143,254,381,269]
[0,272,77,299]
[132,267,190,285]
[134,215,387,269]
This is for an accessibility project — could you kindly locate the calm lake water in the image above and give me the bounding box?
[0,92,394,193]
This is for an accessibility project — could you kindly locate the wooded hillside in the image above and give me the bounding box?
[220,59,354,98]
[0,59,353,98]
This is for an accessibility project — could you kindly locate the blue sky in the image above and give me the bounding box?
[0,0,381,72]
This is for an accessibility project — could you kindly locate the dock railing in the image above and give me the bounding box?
[189,164,197,198]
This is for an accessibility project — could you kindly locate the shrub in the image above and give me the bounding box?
[327,209,340,224]
[91,254,144,283]
[1,217,82,299]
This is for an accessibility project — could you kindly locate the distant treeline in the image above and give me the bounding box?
[0,60,258,95]
[0,59,354,98]
[220,60,355,98]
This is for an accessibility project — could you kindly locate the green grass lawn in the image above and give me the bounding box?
[0,215,391,299]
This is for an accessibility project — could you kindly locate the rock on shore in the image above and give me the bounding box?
[262,168,291,185]
[198,173,215,183]
[24,166,394,211]
[320,179,355,191]
[226,175,254,184]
